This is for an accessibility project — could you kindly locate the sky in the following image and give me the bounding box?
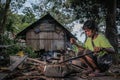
[24,0,32,7]
[72,23,85,43]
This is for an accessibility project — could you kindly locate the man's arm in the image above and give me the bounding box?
[74,43,85,51]
[94,47,115,54]
[102,47,115,54]
[70,38,85,51]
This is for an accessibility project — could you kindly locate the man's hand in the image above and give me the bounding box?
[70,38,85,50]
[70,38,76,44]
[94,47,102,53]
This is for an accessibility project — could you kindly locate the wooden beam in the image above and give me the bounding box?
[0,55,27,80]
[8,55,28,71]
[15,76,47,80]
[27,58,46,65]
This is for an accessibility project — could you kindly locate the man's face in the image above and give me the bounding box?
[84,28,94,37]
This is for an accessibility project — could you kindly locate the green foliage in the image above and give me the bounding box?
[23,46,37,58]
[5,12,36,34]
[0,34,20,55]
[0,34,36,58]
[7,44,21,55]
[22,7,36,23]
[7,44,37,58]
[0,34,14,45]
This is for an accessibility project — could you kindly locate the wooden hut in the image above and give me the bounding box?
[17,13,76,52]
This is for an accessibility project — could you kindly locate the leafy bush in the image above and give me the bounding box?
[23,46,37,58]
[7,44,21,55]
[0,34,37,58]
[0,34,14,45]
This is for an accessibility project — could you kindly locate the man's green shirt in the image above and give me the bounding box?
[84,33,113,56]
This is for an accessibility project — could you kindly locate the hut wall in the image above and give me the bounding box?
[26,23,65,51]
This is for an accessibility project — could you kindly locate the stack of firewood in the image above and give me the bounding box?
[2,54,120,80]
[5,57,47,80]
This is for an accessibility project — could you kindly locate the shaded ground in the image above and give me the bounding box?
[1,56,120,80]
[47,76,120,80]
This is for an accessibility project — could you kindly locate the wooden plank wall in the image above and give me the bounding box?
[26,24,65,51]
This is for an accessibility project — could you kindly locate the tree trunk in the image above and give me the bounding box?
[0,0,11,44]
[105,0,118,63]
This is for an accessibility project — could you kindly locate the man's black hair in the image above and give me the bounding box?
[82,20,98,32]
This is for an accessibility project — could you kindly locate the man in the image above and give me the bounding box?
[70,20,115,76]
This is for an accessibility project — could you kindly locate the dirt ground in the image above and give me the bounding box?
[1,56,120,80]
[38,75,120,80]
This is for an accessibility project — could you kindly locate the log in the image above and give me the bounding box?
[36,65,45,73]
[15,75,47,80]
[27,58,46,65]
[22,71,41,76]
